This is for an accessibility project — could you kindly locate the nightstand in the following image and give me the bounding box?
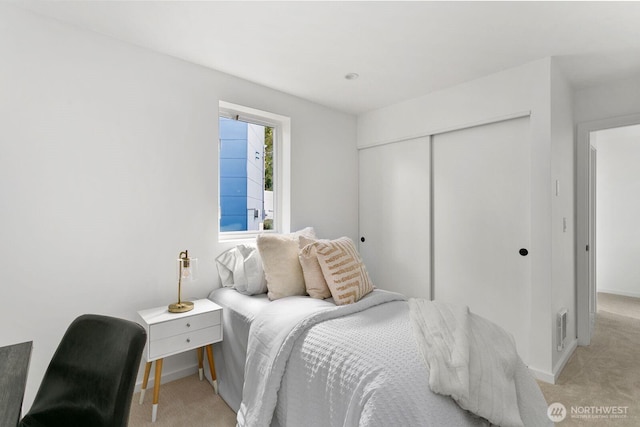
[137,299,223,422]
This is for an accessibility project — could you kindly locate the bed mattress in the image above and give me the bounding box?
[208,287,271,412]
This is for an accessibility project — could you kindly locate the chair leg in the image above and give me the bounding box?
[205,344,217,394]
[197,347,204,381]
[139,361,152,404]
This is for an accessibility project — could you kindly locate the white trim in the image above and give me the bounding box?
[553,338,578,382]
[527,338,577,384]
[219,229,277,242]
[576,113,640,346]
[218,101,291,240]
[279,117,291,234]
[429,134,435,301]
[219,100,289,128]
[357,110,531,150]
[528,366,555,384]
[598,288,640,299]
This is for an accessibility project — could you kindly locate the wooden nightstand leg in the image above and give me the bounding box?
[197,347,204,381]
[152,358,163,422]
[205,344,218,394]
[139,361,152,404]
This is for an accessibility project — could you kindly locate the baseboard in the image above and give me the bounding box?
[598,288,640,299]
[528,366,555,384]
[134,364,198,393]
[528,338,577,384]
[552,338,578,382]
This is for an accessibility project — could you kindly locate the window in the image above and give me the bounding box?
[218,101,290,240]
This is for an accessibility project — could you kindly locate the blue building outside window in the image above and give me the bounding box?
[219,117,265,232]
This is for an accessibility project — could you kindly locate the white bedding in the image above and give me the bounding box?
[238,289,551,427]
[208,287,271,412]
[409,299,551,427]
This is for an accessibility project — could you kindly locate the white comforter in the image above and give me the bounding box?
[237,290,551,427]
[409,299,547,427]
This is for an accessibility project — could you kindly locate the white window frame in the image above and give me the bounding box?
[218,101,291,241]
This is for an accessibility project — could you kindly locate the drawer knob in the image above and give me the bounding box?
[186,338,191,343]
[186,323,191,328]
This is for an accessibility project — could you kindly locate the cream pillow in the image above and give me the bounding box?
[298,237,331,299]
[257,227,316,300]
[314,237,374,305]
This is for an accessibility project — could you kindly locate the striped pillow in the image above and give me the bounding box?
[314,237,374,305]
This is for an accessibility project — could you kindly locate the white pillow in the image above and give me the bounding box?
[215,248,236,287]
[291,227,316,240]
[215,245,267,295]
[257,227,316,300]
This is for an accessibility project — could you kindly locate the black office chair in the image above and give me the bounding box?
[19,314,146,427]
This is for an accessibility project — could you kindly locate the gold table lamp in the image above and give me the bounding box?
[169,250,197,313]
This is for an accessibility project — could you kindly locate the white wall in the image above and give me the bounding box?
[594,124,640,298]
[358,58,570,380]
[550,61,576,370]
[0,4,357,411]
[574,75,640,124]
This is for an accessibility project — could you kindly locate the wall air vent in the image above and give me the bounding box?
[557,308,568,351]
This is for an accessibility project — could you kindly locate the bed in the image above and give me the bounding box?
[209,287,271,413]
[209,286,552,427]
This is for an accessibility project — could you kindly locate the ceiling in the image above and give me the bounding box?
[14,1,640,115]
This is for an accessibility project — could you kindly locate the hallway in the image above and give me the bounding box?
[538,293,640,425]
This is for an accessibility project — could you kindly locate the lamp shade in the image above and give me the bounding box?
[177,255,198,281]
[169,250,197,313]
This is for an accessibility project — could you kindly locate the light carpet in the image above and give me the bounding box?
[537,292,640,426]
[129,375,236,427]
[129,293,640,427]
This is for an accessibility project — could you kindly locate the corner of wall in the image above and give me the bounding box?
[549,55,577,369]
[552,338,578,383]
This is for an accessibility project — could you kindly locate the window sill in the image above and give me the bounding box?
[218,230,277,243]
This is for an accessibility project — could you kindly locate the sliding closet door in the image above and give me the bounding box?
[358,137,430,298]
[433,117,531,359]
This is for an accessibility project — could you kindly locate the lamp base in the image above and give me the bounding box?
[168,301,194,313]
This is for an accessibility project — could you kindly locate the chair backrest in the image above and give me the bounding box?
[20,314,146,427]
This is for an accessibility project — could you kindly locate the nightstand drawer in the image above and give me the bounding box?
[149,325,222,360]
[150,310,221,342]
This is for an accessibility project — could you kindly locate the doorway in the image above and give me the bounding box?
[592,124,640,299]
[576,114,640,345]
